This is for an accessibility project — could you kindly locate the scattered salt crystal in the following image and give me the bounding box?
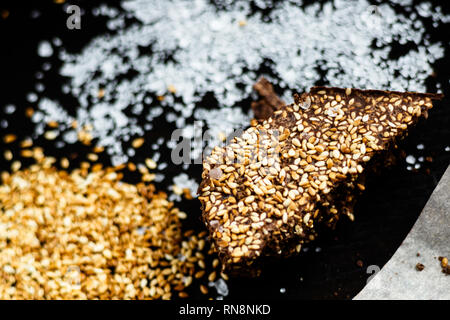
[35,83,45,92]
[209,167,223,180]
[300,97,311,110]
[127,148,135,157]
[4,104,16,114]
[30,10,41,19]
[42,62,51,71]
[52,37,62,47]
[158,162,168,170]
[406,155,416,164]
[55,141,65,148]
[29,0,449,186]
[154,174,164,183]
[137,227,146,235]
[63,131,78,144]
[26,93,38,103]
[209,220,219,229]
[210,278,229,296]
[172,173,198,199]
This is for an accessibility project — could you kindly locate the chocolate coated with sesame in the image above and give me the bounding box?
[199,86,443,273]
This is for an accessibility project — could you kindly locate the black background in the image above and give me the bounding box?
[0,0,448,300]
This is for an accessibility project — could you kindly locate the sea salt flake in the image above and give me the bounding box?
[31,0,449,174]
[406,155,416,164]
[37,41,53,57]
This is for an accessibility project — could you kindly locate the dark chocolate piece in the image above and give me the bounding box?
[199,86,443,273]
[251,77,285,122]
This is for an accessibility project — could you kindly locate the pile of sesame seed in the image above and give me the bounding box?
[0,155,226,299]
[199,86,441,271]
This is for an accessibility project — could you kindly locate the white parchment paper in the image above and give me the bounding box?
[355,165,450,300]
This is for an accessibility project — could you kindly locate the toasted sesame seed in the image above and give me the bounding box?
[200,285,209,295]
[3,134,17,144]
[145,158,157,169]
[0,155,225,300]
[131,138,145,148]
[3,150,12,161]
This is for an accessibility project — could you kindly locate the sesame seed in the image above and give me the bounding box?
[0,155,225,299]
[131,138,145,149]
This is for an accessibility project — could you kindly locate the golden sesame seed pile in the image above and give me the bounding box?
[0,155,223,299]
[199,86,442,271]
